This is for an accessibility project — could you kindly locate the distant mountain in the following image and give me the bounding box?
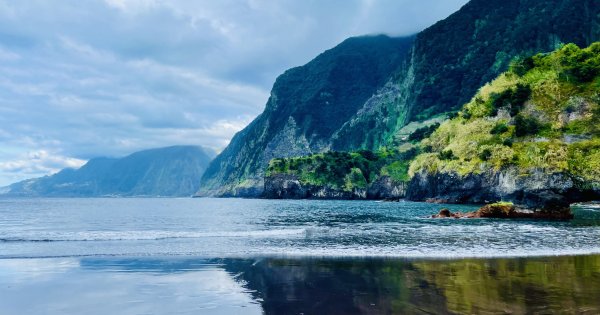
[198,0,600,197]
[2,146,215,197]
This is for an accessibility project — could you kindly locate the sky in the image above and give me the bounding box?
[0,0,468,186]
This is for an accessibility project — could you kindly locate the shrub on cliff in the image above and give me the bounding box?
[410,42,600,179]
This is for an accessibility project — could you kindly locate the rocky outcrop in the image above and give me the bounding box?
[367,176,407,200]
[263,174,406,200]
[408,167,600,211]
[432,203,574,220]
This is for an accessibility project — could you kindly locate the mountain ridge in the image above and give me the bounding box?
[2,145,215,197]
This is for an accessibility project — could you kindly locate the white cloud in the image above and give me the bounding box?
[200,116,256,151]
[0,150,86,185]
[0,0,468,185]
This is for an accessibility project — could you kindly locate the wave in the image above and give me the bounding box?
[0,228,307,243]
[3,246,600,261]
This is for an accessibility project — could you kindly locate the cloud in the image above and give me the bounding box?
[0,0,468,185]
[0,150,86,186]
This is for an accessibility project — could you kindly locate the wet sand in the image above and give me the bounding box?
[1,254,599,314]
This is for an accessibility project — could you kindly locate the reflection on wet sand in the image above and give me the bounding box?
[2,255,599,314]
[222,255,600,314]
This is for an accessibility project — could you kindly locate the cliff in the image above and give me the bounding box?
[407,42,600,210]
[265,42,600,211]
[197,35,414,196]
[263,149,413,199]
[200,0,600,197]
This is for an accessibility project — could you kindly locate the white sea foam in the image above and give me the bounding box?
[0,228,307,242]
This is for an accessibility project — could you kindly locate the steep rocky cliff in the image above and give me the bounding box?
[197,35,414,196]
[264,174,406,200]
[200,0,600,197]
[333,0,600,151]
[407,43,600,210]
[266,42,600,211]
[408,168,598,210]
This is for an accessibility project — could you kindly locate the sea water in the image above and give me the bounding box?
[1,198,600,258]
[1,198,599,314]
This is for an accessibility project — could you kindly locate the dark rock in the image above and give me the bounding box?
[408,167,600,213]
[476,203,516,218]
[438,208,452,218]
[263,174,309,199]
[367,176,407,199]
[431,202,574,220]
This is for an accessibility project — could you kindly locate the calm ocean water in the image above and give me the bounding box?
[1,198,599,314]
[1,198,600,258]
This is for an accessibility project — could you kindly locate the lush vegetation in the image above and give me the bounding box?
[269,42,600,191]
[266,147,417,191]
[200,0,600,196]
[331,0,600,153]
[409,42,600,185]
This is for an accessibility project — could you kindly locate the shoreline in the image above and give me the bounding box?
[4,250,600,261]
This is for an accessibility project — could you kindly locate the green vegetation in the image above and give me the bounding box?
[408,123,440,142]
[200,0,599,197]
[410,43,600,181]
[266,148,417,191]
[269,43,600,193]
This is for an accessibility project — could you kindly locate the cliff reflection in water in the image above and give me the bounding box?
[222,255,600,314]
[78,255,600,314]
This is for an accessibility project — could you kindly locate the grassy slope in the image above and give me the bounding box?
[409,42,600,187]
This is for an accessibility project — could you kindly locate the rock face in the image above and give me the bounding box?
[2,146,215,197]
[197,35,414,197]
[263,174,405,200]
[333,0,600,151]
[367,176,407,200]
[198,0,600,197]
[408,167,600,210]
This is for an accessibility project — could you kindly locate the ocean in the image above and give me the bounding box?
[1,198,599,314]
